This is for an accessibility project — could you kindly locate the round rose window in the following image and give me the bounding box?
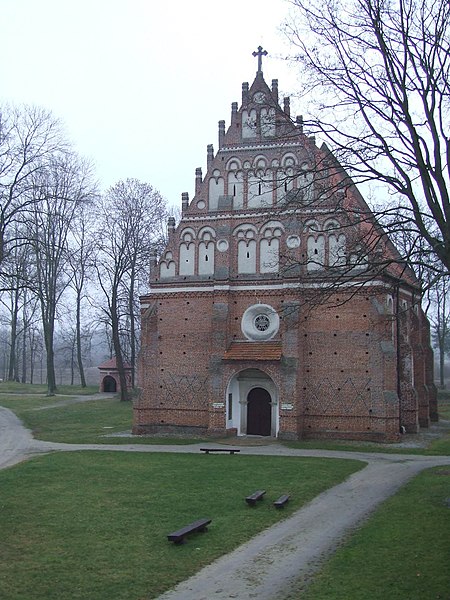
[241,304,279,341]
[254,314,270,332]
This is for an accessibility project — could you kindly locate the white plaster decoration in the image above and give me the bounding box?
[297,171,314,202]
[304,219,321,232]
[307,234,325,271]
[286,235,301,249]
[198,241,215,275]
[233,223,258,238]
[261,107,276,137]
[281,153,298,166]
[253,155,267,169]
[241,303,280,341]
[324,219,340,231]
[276,170,287,203]
[159,261,176,278]
[226,158,242,170]
[208,175,224,211]
[261,220,284,235]
[260,237,280,273]
[196,200,206,209]
[243,160,251,169]
[228,170,244,209]
[248,170,273,208]
[179,242,195,275]
[329,234,346,266]
[386,295,394,312]
[198,226,216,240]
[238,239,257,274]
[180,227,196,241]
[242,109,257,138]
[285,167,295,192]
[217,239,229,252]
[349,246,368,270]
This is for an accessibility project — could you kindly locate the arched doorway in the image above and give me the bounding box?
[247,387,272,436]
[225,368,278,437]
[103,375,117,392]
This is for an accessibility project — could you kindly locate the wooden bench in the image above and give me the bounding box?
[167,518,212,544]
[200,448,240,455]
[245,490,266,506]
[273,494,290,509]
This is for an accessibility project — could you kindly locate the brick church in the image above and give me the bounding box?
[135,49,437,442]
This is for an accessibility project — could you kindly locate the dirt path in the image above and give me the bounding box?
[1,402,449,599]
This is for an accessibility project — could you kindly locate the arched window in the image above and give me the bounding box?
[261,107,275,137]
[208,169,224,211]
[248,170,273,208]
[307,235,325,271]
[159,251,176,279]
[329,234,346,266]
[228,170,244,209]
[238,239,257,273]
[260,237,279,273]
[179,230,196,275]
[242,109,257,138]
[198,228,216,275]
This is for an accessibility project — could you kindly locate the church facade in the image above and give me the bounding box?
[135,53,437,442]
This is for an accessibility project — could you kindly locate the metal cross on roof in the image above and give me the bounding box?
[252,46,268,72]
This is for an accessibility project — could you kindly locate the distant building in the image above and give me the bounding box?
[98,358,132,393]
[135,50,437,442]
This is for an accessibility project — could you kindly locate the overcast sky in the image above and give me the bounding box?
[0,0,300,210]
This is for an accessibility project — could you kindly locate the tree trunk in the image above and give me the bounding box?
[42,318,57,396]
[128,267,136,389]
[76,293,87,387]
[439,336,445,388]
[7,289,19,381]
[110,288,129,401]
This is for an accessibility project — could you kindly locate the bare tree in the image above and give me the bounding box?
[0,239,34,380]
[95,179,167,400]
[427,277,450,387]
[27,152,96,395]
[0,104,67,276]
[283,0,450,280]
[66,204,98,387]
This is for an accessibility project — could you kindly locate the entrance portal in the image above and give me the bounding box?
[247,387,272,436]
[103,375,117,392]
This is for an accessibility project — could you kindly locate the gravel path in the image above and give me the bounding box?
[1,402,449,599]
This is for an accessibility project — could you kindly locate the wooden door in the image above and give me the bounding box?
[247,387,271,436]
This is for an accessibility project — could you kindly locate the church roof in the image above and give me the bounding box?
[223,341,282,361]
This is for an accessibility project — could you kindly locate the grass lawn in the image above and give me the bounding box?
[0,381,99,395]
[287,466,450,600]
[0,452,363,600]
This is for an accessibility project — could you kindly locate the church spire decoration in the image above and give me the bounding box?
[252,46,268,73]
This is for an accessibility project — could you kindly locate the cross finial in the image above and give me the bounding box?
[252,46,268,73]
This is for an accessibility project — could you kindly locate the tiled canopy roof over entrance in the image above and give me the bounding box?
[223,342,282,361]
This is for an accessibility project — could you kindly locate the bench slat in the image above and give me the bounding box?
[245,490,266,505]
[200,448,240,454]
[274,494,290,508]
[167,518,211,544]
